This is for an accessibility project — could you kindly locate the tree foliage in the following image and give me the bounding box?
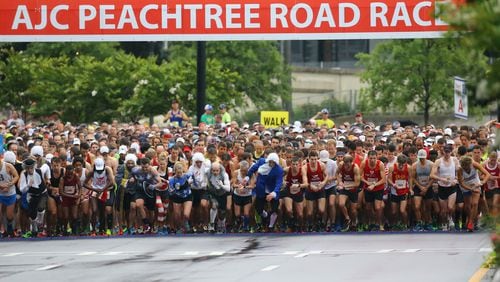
[356,38,487,125]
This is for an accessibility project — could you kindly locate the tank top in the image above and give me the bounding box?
[285,168,304,195]
[391,163,409,196]
[92,170,108,191]
[437,157,456,187]
[363,160,384,192]
[168,110,184,127]
[49,168,64,196]
[233,170,252,197]
[307,161,324,191]
[460,165,480,192]
[63,174,79,196]
[484,161,499,191]
[415,160,432,186]
[340,163,356,190]
[0,162,14,196]
[78,168,91,196]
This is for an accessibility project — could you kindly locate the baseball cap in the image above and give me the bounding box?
[266,153,279,164]
[3,151,16,164]
[219,104,226,109]
[321,108,329,114]
[176,137,185,144]
[73,138,81,145]
[446,139,455,145]
[94,158,105,170]
[100,146,110,154]
[444,128,452,136]
[319,150,330,162]
[118,145,128,154]
[204,104,213,111]
[336,141,345,148]
[304,139,313,149]
[417,149,427,159]
[31,145,43,157]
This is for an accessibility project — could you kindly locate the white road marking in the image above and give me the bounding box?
[3,252,23,257]
[479,248,493,253]
[401,249,420,253]
[376,249,394,253]
[261,265,280,272]
[309,250,323,254]
[209,251,225,256]
[183,251,199,255]
[35,264,62,271]
[283,251,300,255]
[101,251,123,256]
[77,252,97,256]
[294,253,309,258]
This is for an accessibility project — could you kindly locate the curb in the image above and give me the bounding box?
[469,268,489,282]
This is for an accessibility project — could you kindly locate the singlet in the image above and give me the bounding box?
[62,174,79,196]
[49,168,64,196]
[189,165,206,190]
[437,157,457,187]
[363,160,385,192]
[460,165,480,192]
[233,170,252,197]
[92,170,108,192]
[307,161,324,191]
[340,163,356,190]
[324,160,338,190]
[0,162,14,196]
[484,161,499,191]
[391,163,409,196]
[168,110,184,127]
[415,160,432,187]
[285,168,304,195]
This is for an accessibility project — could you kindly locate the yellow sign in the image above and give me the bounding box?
[260,111,289,128]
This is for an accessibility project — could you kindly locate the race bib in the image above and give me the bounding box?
[395,180,406,189]
[64,185,76,195]
[290,185,301,195]
[418,176,429,185]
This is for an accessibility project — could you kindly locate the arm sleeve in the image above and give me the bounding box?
[19,172,28,194]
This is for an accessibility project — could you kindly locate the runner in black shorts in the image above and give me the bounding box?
[336,155,361,231]
[283,157,308,231]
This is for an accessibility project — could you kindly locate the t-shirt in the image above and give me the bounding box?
[221,112,231,124]
[201,113,215,125]
[316,118,335,128]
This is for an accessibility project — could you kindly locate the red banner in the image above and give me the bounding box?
[0,0,449,42]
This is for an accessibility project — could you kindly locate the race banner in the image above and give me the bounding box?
[454,77,467,120]
[0,0,450,42]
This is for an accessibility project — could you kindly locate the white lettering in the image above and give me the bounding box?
[184,4,202,29]
[339,3,360,28]
[34,6,47,30]
[314,3,335,28]
[79,5,96,30]
[12,5,32,30]
[162,4,182,29]
[140,4,158,29]
[244,4,260,28]
[226,4,241,29]
[290,4,313,28]
[391,2,412,27]
[51,5,69,30]
[100,5,115,29]
[205,4,223,29]
[117,5,138,29]
[413,1,432,26]
[270,4,288,28]
[370,2,388,27]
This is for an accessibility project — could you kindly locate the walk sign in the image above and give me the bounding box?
[261,111,289,128]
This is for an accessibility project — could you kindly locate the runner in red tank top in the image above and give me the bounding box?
[283,157,308,231]
[336,154,361,231]
[360,150,386,231]
[483,151,499,216]
[304,151,327,232]
[388,155,412,229]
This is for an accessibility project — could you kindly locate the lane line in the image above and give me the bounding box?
[101,252,123,256]
[35,264,62,271]
[478,248,492,253]
[3,252,23,257]
[77,252,97,256]
[261,265,280,272]
[309,250,323,254]
[294,253,309,258]
[183,251,199,256]
[376,249,394,253]
[401,249,420,253]
[209,251,225,256]
[283,251,300,255]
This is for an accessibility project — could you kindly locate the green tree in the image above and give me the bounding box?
[356,39,487,125]
[167,41,291,111]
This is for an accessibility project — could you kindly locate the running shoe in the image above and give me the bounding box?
[467,222,474,232]
[341,219,351,232]
[22,231,33,238]
[105,229,112,236]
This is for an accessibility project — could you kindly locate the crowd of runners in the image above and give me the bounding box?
[0,105,498,238]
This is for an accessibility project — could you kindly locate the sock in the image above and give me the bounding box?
[243,216,249,228]
[261,210,268,218]
[210,208,217,224]
[106,214,113,230]
[269,212,277,228]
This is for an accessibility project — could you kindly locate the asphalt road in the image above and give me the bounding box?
[0,232,492,282]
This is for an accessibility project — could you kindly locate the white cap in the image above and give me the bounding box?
[31,145,43,157]
[319,150,330,162]
[3,151,16,164]
[304,139,313,149]
[444,128,452,136]
[337,135,346,141]
[380,137,387,142]
[192,152,205,163]
[94,157,105,170]
[417,149,427,159]
[292,127,303,133]
[359,135,366,142]
[45,153,54,163]
[266,153,279,164]
[73,138,81,145]
[263,131,272,136]
[130,143,141,153]
[446,139,455,145]
[336,141,345,148]
[100,146,110,154]
[118,145,128,154]
[124,153,137,164]
[417,132,426,138]
[204,104,213,111]
[176,137,185,144]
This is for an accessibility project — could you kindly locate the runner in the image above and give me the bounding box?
[114,153,138,234]
[411,149,435,231]
[304,150,328,231]
[232,160,254,232]
[19,158,47,237]
[282,157,308,232]
[336,154,361,231]
[0,156,20,237]
[168,161,194,233]
[206,162,231,233]
[483,151,499,216]
[360,150,386,231]
[388,155,412,230]
[319,150,338,232]
[188,152,209,233]
[59,165,81,235]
